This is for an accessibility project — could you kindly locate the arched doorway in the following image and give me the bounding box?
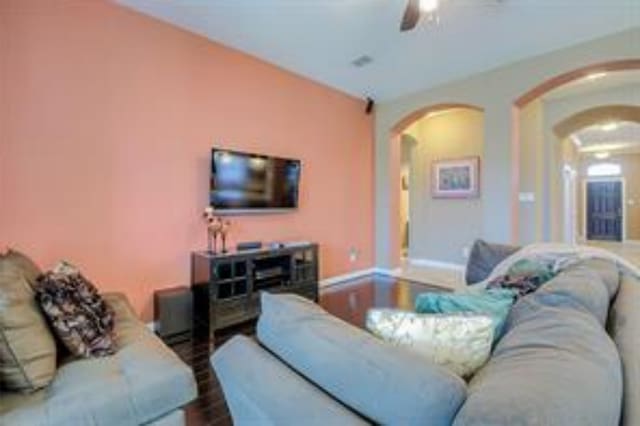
[512,60,640,246]
[554,106,640,245]
[387,104,484,270]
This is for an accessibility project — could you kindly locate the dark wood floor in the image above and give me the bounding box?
[169,274,444,426]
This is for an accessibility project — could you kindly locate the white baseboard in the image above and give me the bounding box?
[319,268,377,287]
[146,321,157,332]
[319,266,407,287]
[407,258,465,272]
[372,267,403,277]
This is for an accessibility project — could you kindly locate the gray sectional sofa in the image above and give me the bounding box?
[212,258,639,425]
[0,293,197,426]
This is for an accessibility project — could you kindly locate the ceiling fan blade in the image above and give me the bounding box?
[400,0,421,31]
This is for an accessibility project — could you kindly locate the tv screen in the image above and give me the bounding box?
[210,149,301,212]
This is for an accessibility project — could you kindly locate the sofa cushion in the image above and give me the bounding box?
[454,288,622,426]
[0,261,57,392]
[0,293,197,426]
[257,292,467,426]
[608,272,640,426]
[212,335,369,425]
[465,240,520,285]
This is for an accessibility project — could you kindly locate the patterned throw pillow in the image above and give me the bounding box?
[487,258,558,299]
[366,309,494,377]
[35,262,115,358]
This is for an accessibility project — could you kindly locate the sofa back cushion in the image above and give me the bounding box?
[453,268,622,426]
[533,260,617,326]
[608,272,640,426]
[0,259,57,392]
[257,292,467,426]
[465,240,520,285]
[1,249,42,288]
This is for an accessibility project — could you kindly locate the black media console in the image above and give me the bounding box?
[191,242,318,339]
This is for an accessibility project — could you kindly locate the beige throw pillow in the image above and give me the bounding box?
[0,262,57,392]
[3,249,42,288]
[366,308,494,377]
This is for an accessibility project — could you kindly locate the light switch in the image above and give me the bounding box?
[519,192,535,203]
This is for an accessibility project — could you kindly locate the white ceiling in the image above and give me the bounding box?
[117,0,639,101]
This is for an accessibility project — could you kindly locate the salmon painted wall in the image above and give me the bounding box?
[0,0,374,320]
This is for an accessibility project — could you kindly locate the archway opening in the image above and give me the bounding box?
[388,104,484,271]
[512,61,640,247]
[557,111,640,246]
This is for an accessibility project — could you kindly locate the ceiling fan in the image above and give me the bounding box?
[400,0,439,31]
[400,0,502,32]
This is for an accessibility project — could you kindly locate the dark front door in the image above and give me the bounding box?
[586,180,623,242]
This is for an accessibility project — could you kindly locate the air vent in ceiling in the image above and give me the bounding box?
[351,55,373,68]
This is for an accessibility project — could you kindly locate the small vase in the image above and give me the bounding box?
[212,232,218,255]
[207,230,214,254]
[221,233,228,254]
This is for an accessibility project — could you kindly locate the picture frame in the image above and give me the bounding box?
[432,156,480,199]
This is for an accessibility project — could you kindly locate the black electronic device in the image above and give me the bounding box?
[210,149,301,213]
[237,241,263,251]
[154,286,192,343]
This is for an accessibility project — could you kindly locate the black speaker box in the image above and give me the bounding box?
[154,286,192,341]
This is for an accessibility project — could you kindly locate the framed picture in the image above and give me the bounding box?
[432,156,480,199]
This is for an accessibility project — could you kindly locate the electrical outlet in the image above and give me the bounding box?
[349,247,359,263]
[518,192,535,203]
[462,246,470,259]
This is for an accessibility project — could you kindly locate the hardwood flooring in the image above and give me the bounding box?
[169,274,445,426]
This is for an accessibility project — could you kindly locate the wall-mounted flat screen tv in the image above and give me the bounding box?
[210,149,301,213]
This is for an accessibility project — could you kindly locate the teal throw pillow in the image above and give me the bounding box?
[415,289,517,341]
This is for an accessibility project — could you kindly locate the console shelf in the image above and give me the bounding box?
[191,243,318,338]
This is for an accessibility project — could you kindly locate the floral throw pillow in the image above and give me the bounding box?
[35,262,115,358]
[366,308,494,377]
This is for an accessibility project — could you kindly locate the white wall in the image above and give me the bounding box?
[518,100,545,244]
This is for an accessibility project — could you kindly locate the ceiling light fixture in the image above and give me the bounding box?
[586,72,607,81]
[419,0,440,13]
[601,122,619,132]
[418,0,441,23]
[594,152,610,160]
[580,142,629,153]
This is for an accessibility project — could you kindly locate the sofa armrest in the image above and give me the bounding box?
[257,292,467,426]
[212,335,368,425]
